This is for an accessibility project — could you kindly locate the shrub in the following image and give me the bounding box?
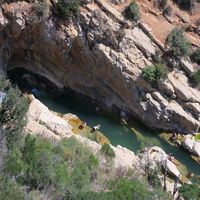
[124,1,141,22]
[155,63,168,79]
[70,162,91,190]
[192,69,200,86]
[57,0,80,18]
[141,65,157,85]
[165,27,191,58]
[0,176,24,200]
[152,50,162,63]
[5,134,69,189]
[101,143,115,159]
[141,64,168,85]
[191,48,200,64]
[194,133,200,141]
[179,183,200,200]
[0,78,29,147]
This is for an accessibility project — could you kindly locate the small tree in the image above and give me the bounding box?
[191,48,200,64]
[141,64,168,85]
[124,1,141,22]
[57,0,80,19]
[0,78,29,147]
[179,183,200,200]
[165,27,191,58]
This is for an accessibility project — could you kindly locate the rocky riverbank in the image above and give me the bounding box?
[25,94,194,196]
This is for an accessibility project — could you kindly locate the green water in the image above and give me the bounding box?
[37,91,200,175]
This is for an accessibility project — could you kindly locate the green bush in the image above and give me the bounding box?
[155,63,168,79]
[194,134,200,141]
[192,69,200,86]
[165,27,191,58]
[191,48,200,64]
[101,143,115,159]
[70,162,91,190]
[0,78,29,147]
[124,1,141,22]
[57,0,80,18]
[179,183,200,200]
[141,64,168,85]
[0,176,24,200]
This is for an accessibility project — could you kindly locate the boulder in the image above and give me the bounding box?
[139,146,181,178]
[193,142,200,157]
[157,79,175,96]
[180,58,195,75]
[26,95,73,137]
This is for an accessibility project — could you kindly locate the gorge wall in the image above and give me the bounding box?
[1,0,200,134]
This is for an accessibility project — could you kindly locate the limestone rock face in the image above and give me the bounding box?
[182,137,200,157]
[0,1,200,134]
[26,95,74,138]
[139,146,181,178]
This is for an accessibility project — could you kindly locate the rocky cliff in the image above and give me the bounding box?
[1,0,200,134]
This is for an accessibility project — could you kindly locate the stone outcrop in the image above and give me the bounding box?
[139,146,181,178]
[182,137,200,157]
[25,95,74,138]
[0,1,200,134]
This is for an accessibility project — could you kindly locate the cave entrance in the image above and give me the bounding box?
[7,67,59,96]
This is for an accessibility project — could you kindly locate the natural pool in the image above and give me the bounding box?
[8,68,200,175]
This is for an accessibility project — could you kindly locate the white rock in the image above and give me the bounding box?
[182,138,195,152]
[26,96,73,137]
[193,142,200,157]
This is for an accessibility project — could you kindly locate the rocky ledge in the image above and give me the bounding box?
[0,1,200,135]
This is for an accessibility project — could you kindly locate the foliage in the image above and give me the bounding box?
[152,50,162,63]
[192,69,200,86]
[179,183,200,200]
[101,143,115,159]
[191,48,200,64]
[124,1,141,22]
[5,135,99,197]
[0,77,29,148]
[194,133,200,141]
[0,176,24,200]
[71,178,171,200]
[165,27,191,58]
[57,0,80,19]
[141,64,168,85]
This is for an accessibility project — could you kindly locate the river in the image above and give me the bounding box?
[8,68,200,175]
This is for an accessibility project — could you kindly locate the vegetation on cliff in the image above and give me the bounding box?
[141,63,168,85]
[124,1,141,22]
[57,0,80,18]
[165,27,191,58]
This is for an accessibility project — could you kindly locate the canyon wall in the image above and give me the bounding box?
[1,0,200,134]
